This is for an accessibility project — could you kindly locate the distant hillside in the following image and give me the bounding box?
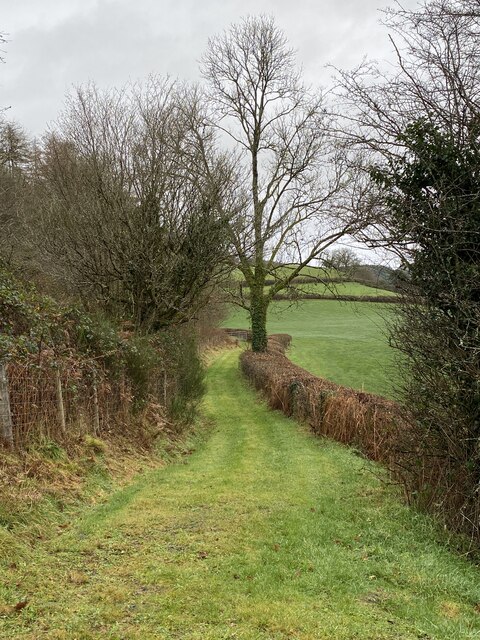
[226,263,401,301]
[355,264,408,292]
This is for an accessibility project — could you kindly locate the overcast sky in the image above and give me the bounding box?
[2,0,419,137]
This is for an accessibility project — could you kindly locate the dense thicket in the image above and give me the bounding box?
[0,266,207,448]
[31,80,232,330]
[372,120,480,534]
[339,0,480,537]
[0,79,231,448]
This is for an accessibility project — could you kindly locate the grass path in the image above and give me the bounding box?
[1,350,480,639]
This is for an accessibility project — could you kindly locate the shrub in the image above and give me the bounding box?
[123,335,162,410]
[158,328,205,425]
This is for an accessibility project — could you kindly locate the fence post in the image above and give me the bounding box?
[92,370,100,435]
[163,370,167,407]
[0,362,13,448]
[54,368,66,435]
[119,371,127,420]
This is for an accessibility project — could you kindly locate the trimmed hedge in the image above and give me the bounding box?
[270,293,400,303]
[240,335,406,468]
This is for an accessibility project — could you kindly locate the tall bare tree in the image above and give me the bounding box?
[0,121,30,174]
[324,247,361,278]
[0,33,14,449]
[34,78,232,331]
[202,16,365,351]
[0,122,32,263]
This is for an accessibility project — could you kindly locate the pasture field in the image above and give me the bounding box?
[243,280,397,298]
[229,264,397,302]
[1,350,479,639]
[229,265,333,281]
[284,280,397,298]
[225,300,397,398]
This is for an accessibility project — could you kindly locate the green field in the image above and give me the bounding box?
[2,350,479,639]
[225,300,397,398]
[228,261,398,308]
[229,264,333,281]
[286,280,396,298]
[245,280,397,298]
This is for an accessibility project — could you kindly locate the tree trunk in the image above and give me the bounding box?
[0,362,14,448]
[250,291,268,352]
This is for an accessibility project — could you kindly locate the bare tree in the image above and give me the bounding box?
[33,78,232,331]
[336,0,480,244]
[202,16,365,351]
[324,247,361,278]
[0,35,14,449]
[0,121,30,174]
[0,122,33,262]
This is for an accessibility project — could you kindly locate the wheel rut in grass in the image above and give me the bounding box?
[1,349,480,639]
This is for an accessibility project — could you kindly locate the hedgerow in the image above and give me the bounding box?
[240,335,480,547]
[0,267,206,449]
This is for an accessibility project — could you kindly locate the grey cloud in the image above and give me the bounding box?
[2,0,419,135]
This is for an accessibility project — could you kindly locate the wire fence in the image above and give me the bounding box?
[2,358,136,448]
[0,328,226,450]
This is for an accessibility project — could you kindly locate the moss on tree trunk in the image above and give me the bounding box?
[250,291,268,352]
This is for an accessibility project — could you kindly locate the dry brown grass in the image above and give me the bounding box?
[0,424,171,559]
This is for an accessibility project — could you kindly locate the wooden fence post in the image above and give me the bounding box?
[54,368,66,435]
[0,362,14,448]
[121,372,130,420]
[92,370,100,435]
[163,370,167,407]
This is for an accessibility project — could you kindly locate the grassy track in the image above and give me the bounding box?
[1,350,479,639]
[226,301,396,397]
